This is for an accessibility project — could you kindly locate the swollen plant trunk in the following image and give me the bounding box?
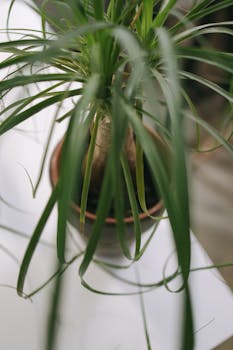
[87,116,136,195]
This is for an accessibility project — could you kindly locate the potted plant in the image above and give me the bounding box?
[0,0,232,349]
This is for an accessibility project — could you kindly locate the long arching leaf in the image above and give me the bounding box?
[17,186,58,296]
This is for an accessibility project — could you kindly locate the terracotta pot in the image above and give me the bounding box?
[50,127,169,257]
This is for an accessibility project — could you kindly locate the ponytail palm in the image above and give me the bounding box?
[0,1,233,349]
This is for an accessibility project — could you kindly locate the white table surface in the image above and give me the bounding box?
[1,1,233,349]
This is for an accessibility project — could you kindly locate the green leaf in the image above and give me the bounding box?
[110,78,131,259]
[113,26,146,99]
[6,0,16,29]
[180,71,233,103]
[172,0,233,34]
[0,82,64,118]
[79,162,112,277]
[186,112,233,156]
[17,186,58,296]
[189,0,233,20]
[136,138,147,213]
[154,63,190,280]
[0,38,51,50]
[0,88,83,135]
[177,47,233,75]
[141,0,153,38]
[121,153,141,258]
[108,0,124,23]
[155,27,193,348]
[57,74,100,263]
[182,284,194,350]
[81,275,153,296]
[173,21,233,44]
[26,254,82,299]
[93,0,104,20]
[0,73,84,93]
[45,262,63,350]
[152,0,178,28]
[80,110,99,224]
[0,53,38,71]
